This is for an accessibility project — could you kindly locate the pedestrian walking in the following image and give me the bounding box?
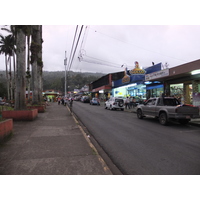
[69,98,73,113]
[58,96,61,105]
[125,97,130,109]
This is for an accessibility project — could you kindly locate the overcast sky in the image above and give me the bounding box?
[1,1,200,75]
[1,25,200,74]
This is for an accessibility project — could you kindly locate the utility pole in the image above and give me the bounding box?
[64,51,67,96]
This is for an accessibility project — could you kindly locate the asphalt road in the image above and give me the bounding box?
[72,101,200,175]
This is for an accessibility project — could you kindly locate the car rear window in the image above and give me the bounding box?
[115,99,123,103]
[163,98,180,106]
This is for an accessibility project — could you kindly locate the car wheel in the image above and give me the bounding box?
[137,109,143,119]
[119,103,123,107]
[121,108,124,111]
[105,104,107,109]
[159,112,168,125]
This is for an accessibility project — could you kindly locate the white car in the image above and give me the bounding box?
[105,97,125,111]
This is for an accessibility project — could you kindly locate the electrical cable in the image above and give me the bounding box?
[84,54,124,67]
[89,26,188,63]
[67,25,78,72]
[80,57,122,69]
[75,25,89,71]
[68,25,84,71]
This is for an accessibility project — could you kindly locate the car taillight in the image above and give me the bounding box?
[113,102,116,105]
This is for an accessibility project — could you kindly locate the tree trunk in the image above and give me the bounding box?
[38,25,43,103]
[5,55,10,101]
[13,51,16,101]
[31,25,40,105]
[9,56,13,101]
[15,28,26,110]
[26,34,31,102]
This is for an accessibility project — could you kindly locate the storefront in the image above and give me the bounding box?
[127,84,146,98]
[145,59,200,106]
[146,82,164,99]
[43,90,60,102]
[91,72,124,101]
[112,62,162,100]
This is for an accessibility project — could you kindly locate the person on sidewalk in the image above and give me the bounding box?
[58,96,61,105]
[125,97,130,109]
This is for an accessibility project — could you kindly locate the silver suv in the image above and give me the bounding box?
[105,97,125,111]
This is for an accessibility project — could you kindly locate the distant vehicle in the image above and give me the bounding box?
[74,96,81,101]
[81,96,90,103]
[105,97,125,111]
[137,97,200,125]
[90,98,100,105]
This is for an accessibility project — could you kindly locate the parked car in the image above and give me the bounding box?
[136,97,200,125]
[74,96,81,101]
[90,98,100,105]
[105,97,125,111]
[81,96,90,103]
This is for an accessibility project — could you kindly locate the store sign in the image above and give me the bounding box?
[145,69,169,81]
[122,75,130,83]
[130,61,146,75]
[122,67,130,84]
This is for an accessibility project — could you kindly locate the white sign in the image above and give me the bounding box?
[145,69,169,81]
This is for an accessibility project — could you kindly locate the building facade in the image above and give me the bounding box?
[112,62,163,100]
[145,59,200,106]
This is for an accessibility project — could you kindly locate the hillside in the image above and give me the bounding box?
[0,70,105,96]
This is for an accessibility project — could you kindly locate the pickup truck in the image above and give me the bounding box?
[136,97,200,125]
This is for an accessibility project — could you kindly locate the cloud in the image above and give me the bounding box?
[1,25,200,74]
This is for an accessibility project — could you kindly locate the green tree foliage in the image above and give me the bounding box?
[43,71,104,92]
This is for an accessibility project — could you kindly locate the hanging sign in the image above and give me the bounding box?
[122,67,130,83]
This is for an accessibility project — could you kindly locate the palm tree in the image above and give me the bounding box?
[38,25,43,103]
[24,25,32,102]
[0,33,15,101]
[31,25,43,105]
[1,25,35,104]
[14,26,26,110]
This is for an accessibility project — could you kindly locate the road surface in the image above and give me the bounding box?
[72,101,200,175]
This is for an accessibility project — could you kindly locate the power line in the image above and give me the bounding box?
[79,25,89,55]
[68,25,84,71]
[80,56,123,69]
[89,26,188,63]
[67,25,78,71]
[85,55,124,67]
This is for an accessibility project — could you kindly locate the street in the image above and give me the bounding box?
[72,101,200,175]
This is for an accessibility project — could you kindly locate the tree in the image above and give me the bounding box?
[24,25,32,102]
[14,26,26,110]
[38,25,43,102]
[31,25,43,105]
[0,33,15,101]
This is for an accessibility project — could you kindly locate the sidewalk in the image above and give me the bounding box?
[0,102,112,175]
[124,106,200,126]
